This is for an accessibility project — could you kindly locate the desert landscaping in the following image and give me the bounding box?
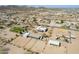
[0,6,79,54]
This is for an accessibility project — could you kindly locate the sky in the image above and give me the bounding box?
[29,5,79,8]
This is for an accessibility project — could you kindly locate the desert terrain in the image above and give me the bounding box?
[0,6,79,54]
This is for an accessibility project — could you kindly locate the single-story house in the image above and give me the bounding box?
[48,39,61,46]
[36,26,48,32]
[22,32,43,40]
[29,33,43,40]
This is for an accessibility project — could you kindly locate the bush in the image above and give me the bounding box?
[60,20,64,24]
[10,26,24,33]
[56,20,64,24]
[0,25,4,29]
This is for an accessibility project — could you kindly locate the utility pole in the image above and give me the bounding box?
[64,44,68,54]
[68,30,72,43]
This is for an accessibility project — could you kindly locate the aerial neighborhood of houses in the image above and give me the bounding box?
[0,6,79,54]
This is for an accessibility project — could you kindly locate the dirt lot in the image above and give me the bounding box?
[2,27,79,54]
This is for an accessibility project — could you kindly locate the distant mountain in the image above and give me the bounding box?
[0,5,36,11]
[0,5,79,12]
[0,5,79,9]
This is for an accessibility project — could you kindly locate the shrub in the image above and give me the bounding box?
[56,20,64,24]
[10,26,24,33]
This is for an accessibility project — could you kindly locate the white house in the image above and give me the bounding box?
[48,40,61,46]
[63,21,76,29]
[36,26,48,32]
[22,32,43,40]
[66,34,76,39]
[54,24,63,27]
[29,33,43,40]
[49,21,63,27]
[63,21,71,27]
